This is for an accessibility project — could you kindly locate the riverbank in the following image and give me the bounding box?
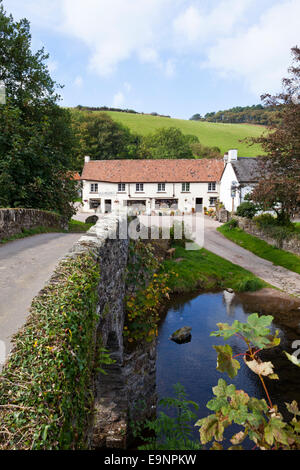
[161,245,268,294]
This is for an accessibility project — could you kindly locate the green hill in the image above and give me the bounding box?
[105,111,265,157]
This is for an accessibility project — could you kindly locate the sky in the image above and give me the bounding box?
[4,0,300,119]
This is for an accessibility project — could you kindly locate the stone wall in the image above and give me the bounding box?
[0,208,64,240]
[235,216,300,256]
[71,216,157,449]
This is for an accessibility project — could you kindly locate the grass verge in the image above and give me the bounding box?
[218,224,300,276]
[0,253,100,450]
[161,245,267,294]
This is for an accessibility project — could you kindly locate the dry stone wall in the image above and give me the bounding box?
[0,208,64,240]
[235,216,300,256]
[71,216,157,449]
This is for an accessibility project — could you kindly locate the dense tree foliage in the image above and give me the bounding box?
[71,110,224,164]
[75,105,171,118]
[189,113,202,121]
[249,47,300,223]
[0,1,77,218]
[71,111,141,165]
[190,142,222,159]
[139,127,195,159]
[192,104,278,126]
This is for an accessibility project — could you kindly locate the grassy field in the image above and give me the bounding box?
[104,111,266,158]
[218,224,300,275]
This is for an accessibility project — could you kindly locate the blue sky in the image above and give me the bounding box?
[4,0,300,119]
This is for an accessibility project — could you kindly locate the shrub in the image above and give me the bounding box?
[224,219,238,230]
[236,202,258,219]
[0,252,113,450]
[254,213,277,228]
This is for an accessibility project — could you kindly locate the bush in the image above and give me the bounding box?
[224,219,238,230]
[254,213,277,228]
[236,202,258,219]
[0,253,112,450]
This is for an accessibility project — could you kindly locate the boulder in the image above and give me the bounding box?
[170,326,192,344]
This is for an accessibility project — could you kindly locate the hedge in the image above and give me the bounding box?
[0,252,101,450]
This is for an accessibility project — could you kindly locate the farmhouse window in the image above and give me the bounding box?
[136,183,144,192]
[182,183,190,192]
[158,183,166,192]
[90,183,98,193]
[118,183,126,192]
[208,182,216,192]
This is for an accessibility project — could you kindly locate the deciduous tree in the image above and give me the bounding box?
[0,1,77,218]
[249,47,300,224]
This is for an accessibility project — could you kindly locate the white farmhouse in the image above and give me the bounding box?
[81,157,224,215]
[219,150,260,213]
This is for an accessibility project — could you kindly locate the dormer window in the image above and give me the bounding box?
[208,182,216,192]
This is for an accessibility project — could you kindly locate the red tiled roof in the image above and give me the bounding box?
[81,159,224,183]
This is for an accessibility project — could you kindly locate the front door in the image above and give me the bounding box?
[195,198,203,213]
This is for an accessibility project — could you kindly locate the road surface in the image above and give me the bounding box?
[0,233,82,368]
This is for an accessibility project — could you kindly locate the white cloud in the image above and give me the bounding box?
[7,0,300,98]
[61,0,175,77]
[204,0,300,95]
[113,91,125,108]
[173,0,255,46]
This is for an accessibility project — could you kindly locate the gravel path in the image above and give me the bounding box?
[203,218,300,297]
[0,233,82,368]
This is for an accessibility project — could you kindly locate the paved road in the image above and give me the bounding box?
[203,218,300,297]
[0,233,82,368]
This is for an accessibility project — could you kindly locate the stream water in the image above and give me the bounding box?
[156,290,300,446]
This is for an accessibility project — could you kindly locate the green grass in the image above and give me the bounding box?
[105,111,265,158]
[218,224,300,275]
[161,245,267,294]
[294,222,300,234]
[68,219,93,233]
[0,221,93,245]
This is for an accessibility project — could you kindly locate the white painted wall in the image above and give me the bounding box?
[219,163,257,212]
[82,180,220,214]
[219,163,240,213]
